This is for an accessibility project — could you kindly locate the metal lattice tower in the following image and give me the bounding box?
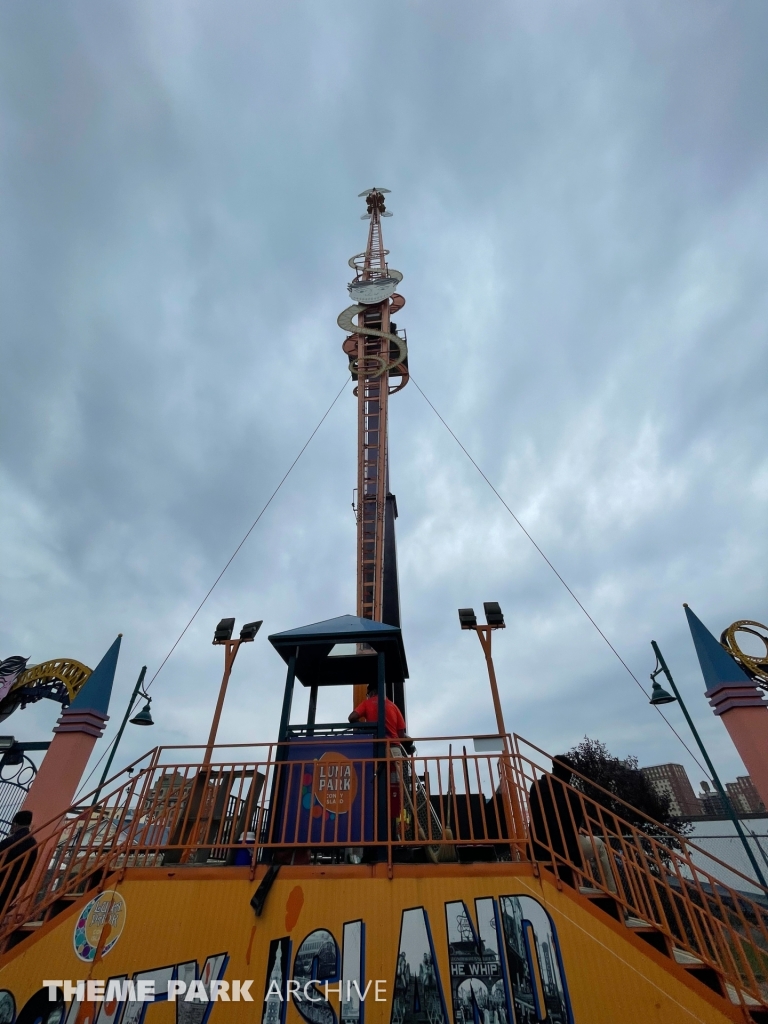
[338,189,409,707]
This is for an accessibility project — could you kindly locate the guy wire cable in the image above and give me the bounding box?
[143,376,349,693]
[75,377,350,800]
[410,375,710,778]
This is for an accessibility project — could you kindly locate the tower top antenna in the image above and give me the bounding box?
[358,187,393,222]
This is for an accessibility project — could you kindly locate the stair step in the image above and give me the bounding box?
[686,966,725,998]
[47,894,81,907]
[579,901,734,988]
[641,951,724,998]
[673,948,703,966]
[725,982,762,1008]
[580,889,622,921]
[637,930,670,956]
[45,894,83,922]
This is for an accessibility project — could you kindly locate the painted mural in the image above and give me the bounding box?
[0,872,737,1024]
[0,892,572,1024]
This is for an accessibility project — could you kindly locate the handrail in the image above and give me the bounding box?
[513,739,768,1011]
[0,735,766,1011]
[512,733,768,897]
[143,734,508,755]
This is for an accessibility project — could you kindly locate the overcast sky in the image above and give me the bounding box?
[2,1,767,796]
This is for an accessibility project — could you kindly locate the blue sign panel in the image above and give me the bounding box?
[274,738,377,846]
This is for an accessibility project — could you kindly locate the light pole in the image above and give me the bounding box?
[649,640,767,889]
[91,666,153,806]
[459,603,525,844]
[203,618,262,766]
[459,603,508,736]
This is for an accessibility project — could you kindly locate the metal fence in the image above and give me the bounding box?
[0,754,36,838]
[684,819,768,895]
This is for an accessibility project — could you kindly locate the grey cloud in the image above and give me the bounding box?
[1,0,766,788]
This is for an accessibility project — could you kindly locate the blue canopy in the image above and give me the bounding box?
[268,615,408,687]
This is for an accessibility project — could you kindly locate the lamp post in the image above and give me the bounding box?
[458,603,508,737]
[91,666,153,806]
[203,619,262,766]
[459,603,525,845]
[169,619,262,866]
[649,640,767,889]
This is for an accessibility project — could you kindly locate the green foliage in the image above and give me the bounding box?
[562,737,693,841]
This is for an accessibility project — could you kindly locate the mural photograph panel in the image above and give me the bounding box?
[293,928,341,1024]
[263,937,291,1024]
[175,954,229,1024]
[499,896,573,1024]
[391,907,448,1024]
[445,899,510,1024]
[341,920,365,1024]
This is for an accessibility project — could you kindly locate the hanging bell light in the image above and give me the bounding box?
[649,679,676,706]
[130,700,154,726]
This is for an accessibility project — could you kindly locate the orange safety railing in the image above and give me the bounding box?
[513,735,768,1012]
[0,735,767,1012]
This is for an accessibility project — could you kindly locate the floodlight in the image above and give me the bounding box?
[483,602,505,627]
[239,620,263,642]
[0,736,16,752]
[458,608,477,629]
[213,618,236,643]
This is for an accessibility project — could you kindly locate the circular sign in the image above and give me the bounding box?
[73,890,127,962]
[312,752,358,814]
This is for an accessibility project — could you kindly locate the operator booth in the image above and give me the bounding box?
[266,615,408,852]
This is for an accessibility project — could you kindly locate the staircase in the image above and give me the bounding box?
[513,734,768,1021]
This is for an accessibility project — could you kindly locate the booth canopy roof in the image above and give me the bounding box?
[268,614,408,687]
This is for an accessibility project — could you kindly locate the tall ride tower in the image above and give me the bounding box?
[338,189,409,710]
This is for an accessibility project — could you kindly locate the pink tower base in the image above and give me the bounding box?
[713,701,768,811]
[21,706,108,840]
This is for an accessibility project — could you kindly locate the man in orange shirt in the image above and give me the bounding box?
[349,682,410,835]
[348,682,407,741]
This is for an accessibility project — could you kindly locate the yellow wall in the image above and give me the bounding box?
[0,865,737,1023]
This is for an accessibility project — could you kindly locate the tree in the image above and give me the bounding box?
[562,737,692,841]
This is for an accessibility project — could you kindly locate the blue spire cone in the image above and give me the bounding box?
[684,606,750,691]
[69,634,122,715]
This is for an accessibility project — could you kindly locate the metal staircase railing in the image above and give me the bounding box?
[512,735,768,1014]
